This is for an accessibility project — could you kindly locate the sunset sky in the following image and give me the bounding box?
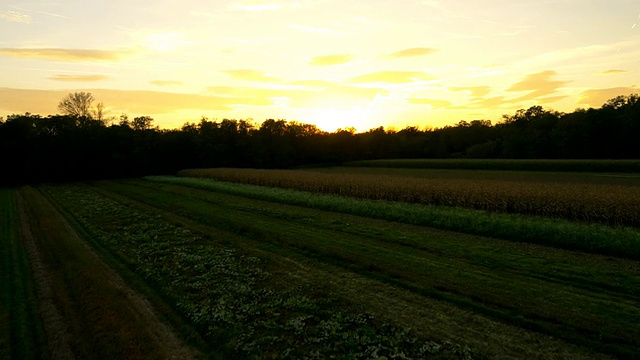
[1,0,639,132]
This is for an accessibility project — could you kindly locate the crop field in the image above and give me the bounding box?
[179,167,640,230]
[2,165,640,359]
[344,159,640,173]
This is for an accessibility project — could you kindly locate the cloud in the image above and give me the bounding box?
[459,72,569,109]
[0,10,32,23]
[208,82,385,109]
[449,86,492,98]
[386,47,437,58]
[597,69,627,75]
[221,69,281,83]
[49,75,110,82]
[139,33,192,51]
[291,79,334,88]
[0,48,130,62]
[228,0,283,11]
[421,0,448,12]
[9,6,66,18]
[506,70,569,102]
[287,24,333,33]
[309,54,352,66]
[350,71,432,84]
[579,87,638,108]
[407,98,452,108]
[0,87,284,117]
[536,95,568,104]
[469,96,508,108]
[151,80,184,86]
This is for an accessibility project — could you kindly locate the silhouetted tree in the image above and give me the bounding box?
[58,92,95,118]
[3,93,640,185]
[132,116,154,131]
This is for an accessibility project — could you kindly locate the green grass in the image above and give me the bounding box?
[149,175,640,260]
[43,183,474,359]
[344,158,640,173]
[93,179,640,359]
[0,189,46,360]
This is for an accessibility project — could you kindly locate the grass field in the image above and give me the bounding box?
[3,162,640,359]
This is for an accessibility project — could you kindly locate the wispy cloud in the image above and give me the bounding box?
[291,79,334,88]
[421,0,447,12]
[0,88,232,116]
[228,0,283,11]
[0,48,130,62]
[506,70,569,102]
[0,10,32,23]
[350,71,432,84]
[49,75,109,82]
[449,86,492,98]
[221,69,281,83]
[386,47,437,58]
[309,54,352,66]
[208,82,385,109]
[459,71,569,109]
[597,69,627,75]
[139,33,193,51]
[407,98,452,108]
[579,87,638,107]
[287,24,333,33]
[9,6,66,18]
[150,80,184,86]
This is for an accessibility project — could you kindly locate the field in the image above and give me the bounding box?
[2,162,640,359]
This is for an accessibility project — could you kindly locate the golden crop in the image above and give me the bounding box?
[178,168,640,228]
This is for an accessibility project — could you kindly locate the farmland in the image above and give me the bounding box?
[2,163,640,359]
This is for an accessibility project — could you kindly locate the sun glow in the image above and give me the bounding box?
[305,106,369,133]
[1,1,638,129]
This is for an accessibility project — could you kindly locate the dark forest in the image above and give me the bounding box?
[1,93,639,185]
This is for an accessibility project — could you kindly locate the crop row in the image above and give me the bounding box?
[344,159,640,173]
[42,184,475,359]
[178,168,640,228]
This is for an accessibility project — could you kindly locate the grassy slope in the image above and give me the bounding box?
[0,188,45,360]
[97,179,639,359]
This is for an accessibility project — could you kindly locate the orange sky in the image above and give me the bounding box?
[1,0,639,132]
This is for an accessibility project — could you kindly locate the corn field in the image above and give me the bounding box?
[178,168,640,228]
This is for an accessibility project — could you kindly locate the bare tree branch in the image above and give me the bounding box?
[58,92,95,118]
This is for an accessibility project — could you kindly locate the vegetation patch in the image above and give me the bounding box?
[44,184,478,359]
[102,179,640,359]
[163,174,640,260]
[345,159,640,173]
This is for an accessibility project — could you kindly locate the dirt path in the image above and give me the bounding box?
[16,192,74,360]
[16,188,201,359]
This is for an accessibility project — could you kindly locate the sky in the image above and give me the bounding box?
[1,0,639,132]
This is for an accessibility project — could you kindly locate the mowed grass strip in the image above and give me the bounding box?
[155,175,640,260]
[16,186,192,360]
[103,179,640,358]
[0,189,46,360]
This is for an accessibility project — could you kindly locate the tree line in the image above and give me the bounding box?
[1,93,639,184]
